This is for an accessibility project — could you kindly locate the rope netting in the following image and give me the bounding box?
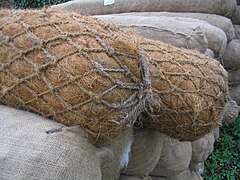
[0,9,229,141]
[0,9,151,141]
[138,39,228,141]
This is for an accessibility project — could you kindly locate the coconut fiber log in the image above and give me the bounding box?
[52,0,237,18]
[139,38,228,141]
[0,9,150,141]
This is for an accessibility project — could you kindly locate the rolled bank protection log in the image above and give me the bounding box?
[0,9,151,141]
[139,38,228,141]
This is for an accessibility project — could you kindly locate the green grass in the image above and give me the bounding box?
[203,116,240,179]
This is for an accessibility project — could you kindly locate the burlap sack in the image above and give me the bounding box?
[230,85,240,105]
[205,49,214,58]
[151,169,203,180]
[0,0,14,8]
[221,98,239,124]
[122,128,164,176]
[191,162,205,174]
[51,0,236,17]
[190,133,214,172]
[96,15,208,53]
[234,25,240,39]
[97,15,227,56]
[222,39,240,70]
[119,174,150,180]
[0,9,150,141]
[229,68,240,87]
[0,105,111,180]
[116,12,235,42]
[139,38,228,141]
[95,128,133,180]
[213,127,220,140]
[150,135,192,177]
[232,6,240,25]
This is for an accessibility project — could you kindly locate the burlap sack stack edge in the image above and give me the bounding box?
[0,9,151,141]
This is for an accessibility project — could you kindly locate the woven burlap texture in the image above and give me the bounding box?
[0,105,112,180]
[150,135,192,177]
[150,168,203,180]
[52,0,237,17]
[96,14,228,56]
[190,133,214,172]
[95,127,133,180]
[118,12,234,42]
[96,15,208,54]
[0,9,151,141]
[139,38,228,141]
[221,98,239,125]
[122,128,163,176]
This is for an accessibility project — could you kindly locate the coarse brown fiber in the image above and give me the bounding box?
[0,9,150,141]
[139,38,228,141]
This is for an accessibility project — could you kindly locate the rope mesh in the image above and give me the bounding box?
[139,38,228,141]
[0,9,150,141]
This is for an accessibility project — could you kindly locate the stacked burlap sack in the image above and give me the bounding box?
[0,105,107,180]
[0,105,136,180]
[119,132,215,180]
[0,6,237,180]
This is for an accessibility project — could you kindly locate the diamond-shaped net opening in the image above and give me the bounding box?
[0,9,151,141]
[139,39,228,141]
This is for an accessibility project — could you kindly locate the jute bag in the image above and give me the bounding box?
[190,133,214,172]
[222,39,240,70]
[213,127,220,140]
[221,98,239,125]
[229,69,240,87]
[232,6,240,25]
[119,174,150,180]
[115,12,235,42]
[97,15,227,56]
[0,105,110,180]
[205,49,214,58]
[0,9,150,141]
[139,38,228,141]
[95,128,134,180]
[122,128,164,176]
[52,0,237,17]
[230,85,240,105]
[150,135,192,177]
[150,169,203,180]
[234,25,240,39]
[96,15,208,53]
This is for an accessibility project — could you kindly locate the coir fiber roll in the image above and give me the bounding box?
[139,38,228,141]
[0,9,150,141]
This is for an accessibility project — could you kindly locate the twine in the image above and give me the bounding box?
[0,9,151,141]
